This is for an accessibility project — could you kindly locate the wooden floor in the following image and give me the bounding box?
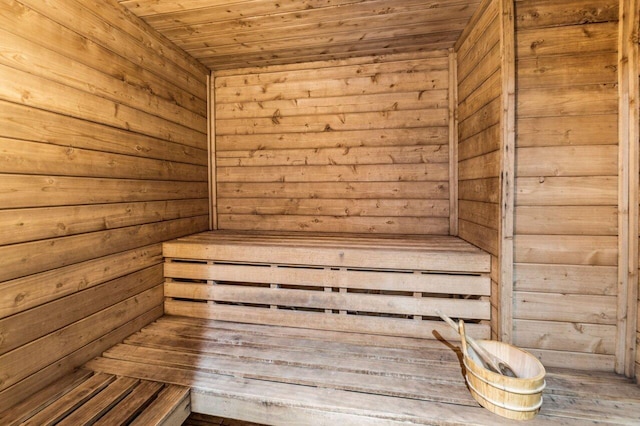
[0,369,190,426]
[85,316,640,425]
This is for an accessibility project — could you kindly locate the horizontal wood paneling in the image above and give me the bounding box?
[456,0,502,338]
[0,0,208,409]
[513,0,620,368]
[215,54,452,234]
[118,0,481,70]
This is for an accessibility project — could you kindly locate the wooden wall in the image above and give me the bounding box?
[0,0,209,408]
[455,0,505,338]
[512,0,620,370]
[213,53,452,235]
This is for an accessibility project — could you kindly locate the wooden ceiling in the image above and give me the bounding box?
[118,0,482,70]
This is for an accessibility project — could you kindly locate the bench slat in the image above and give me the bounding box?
[93,380,164,426]
[130,385,191,426]
[0,370,93,426]
[21,373,116,426]
[56,376,139,426]
[165,262,491,295]
[165,300,491,340]
[166,282,490,319]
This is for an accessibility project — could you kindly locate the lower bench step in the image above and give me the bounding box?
[0,369,190,426]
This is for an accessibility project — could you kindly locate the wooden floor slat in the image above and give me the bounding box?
[82,315,640,425]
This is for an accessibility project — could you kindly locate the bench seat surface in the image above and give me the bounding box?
[85,315,640,426]
[0,369,190,426]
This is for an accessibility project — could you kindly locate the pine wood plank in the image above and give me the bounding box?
[518,84,618,118]
[165,282,490,320]
[0,265,161,355]
[103,344,476,406]
[0,306,163,412]
[0,175,207,209]
[77,0,209,81]
[0,369,92,426]
[217,198,449,218]
[517,114,618,147]
[514,235,618,266]
[162,236,489,272]
[56,376,140,426]
[84,315,640,424]
[165,262,490,295]
[458,96,501,141]
[458,200,499,230]
[165,300,490,341]
[0,101,207,166]
[217,215,450,235]
[514,291,617,325]
[0,63,205,149]
[516,145,617,177]
[516,176,617,206]
[20,373,116,426]
[515,206,618,236]
[217,128,448,151]
[514,0,618,30]
[0,200,208,246]
[92,380,164,426]
[216,57,449,88]
[216,145,448,167]
[216,71,447,103]
[458,150,500,181]
[514,263,617,296]
[0,216,208,282]
[16,0,206,98]
[518,53,618,88]
[0,244,161,320]
[0,27,206,132]
[216,110,448,135]
[196,37,459,71]
[513,319,615,355]
[0,0,206,115]
[213,50,450,77]
[218,181,449,200]
[457,69,501,120]
[130,385,191,426]
[216,91,448,120]
[458,177,500,203]
[0,286,162,392]
[516,21,618,58]
[0,138,207,182]
[218,163,447,183]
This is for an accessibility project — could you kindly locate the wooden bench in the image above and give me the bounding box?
[161,231,493,341]
[0,369,190,426]
[10,231,640,424]
[85,232,640,424]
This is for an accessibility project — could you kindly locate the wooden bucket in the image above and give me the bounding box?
[461,334,546,420]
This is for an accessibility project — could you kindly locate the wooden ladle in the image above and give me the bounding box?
[437,310,518,378]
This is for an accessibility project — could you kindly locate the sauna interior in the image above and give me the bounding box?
[2,0,640,424]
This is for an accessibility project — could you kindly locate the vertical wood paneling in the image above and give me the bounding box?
[0,0,208,409]
[456,0,503,338]
[214,53,452,235]
[513,0,620,370]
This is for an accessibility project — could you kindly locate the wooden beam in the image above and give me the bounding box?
[617,0,640,378]
[449,49,459,236]
[208,72,218,230]
[499,0,516,343]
